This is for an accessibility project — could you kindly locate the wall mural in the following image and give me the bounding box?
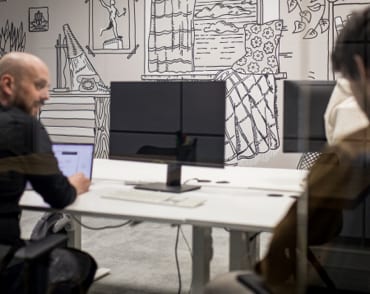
[86,0,138,56]
[40,23,110,158]
[29,7,49,33]
[0,20,26,58]
[288,0,328,39]
[145,0,283,164]
[1,0,368,163]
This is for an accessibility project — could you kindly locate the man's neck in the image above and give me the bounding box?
[0,96,12,108]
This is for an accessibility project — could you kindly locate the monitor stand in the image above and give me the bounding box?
[134,163,200,193]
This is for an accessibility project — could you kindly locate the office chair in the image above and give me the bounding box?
[296,153,337,290]
[0,234,67,294]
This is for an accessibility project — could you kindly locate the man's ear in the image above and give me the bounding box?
[0,74,15,97]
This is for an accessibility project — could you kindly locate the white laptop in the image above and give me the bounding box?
[26,143,94,189]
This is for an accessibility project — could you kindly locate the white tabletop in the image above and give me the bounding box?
[20,159,307,232]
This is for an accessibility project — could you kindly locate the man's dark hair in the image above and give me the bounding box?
[332,7,370,79]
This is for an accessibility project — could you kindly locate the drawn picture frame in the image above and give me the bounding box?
[29,7,49,32]
[88,0,136,54]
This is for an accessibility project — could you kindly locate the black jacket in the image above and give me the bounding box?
[0,105,76,245]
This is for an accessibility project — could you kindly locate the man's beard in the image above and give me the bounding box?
[12,93,32,116]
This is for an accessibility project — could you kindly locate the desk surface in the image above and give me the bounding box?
[20,159,307,232]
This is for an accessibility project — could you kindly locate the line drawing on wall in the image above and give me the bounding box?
[0,0,363,163]
[99,0,127,40]
[40,24,110,158]
[288,0,328,39]
[29,7,49,33]
[87,0,138,54]
[216,19,283,164]
[0,20,26,58]
[144,0,284,164]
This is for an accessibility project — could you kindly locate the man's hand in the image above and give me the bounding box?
[68,173,91,195]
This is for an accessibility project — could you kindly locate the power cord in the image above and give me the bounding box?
[70,215,132,230]
[179,227,193,294]
[174,225,194,294]
[175,225,182,294]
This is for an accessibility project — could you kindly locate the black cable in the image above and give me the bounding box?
[175,225,182,294]
[71,215,132,230]
[179,227,193,294]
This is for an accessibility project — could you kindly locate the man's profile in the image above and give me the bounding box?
[0,52,96,293]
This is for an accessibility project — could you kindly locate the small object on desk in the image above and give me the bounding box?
[215,180,230,184]
[267,193,283,197]
[197,179,211,183]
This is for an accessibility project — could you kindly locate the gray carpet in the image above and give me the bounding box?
[21,211,249,294]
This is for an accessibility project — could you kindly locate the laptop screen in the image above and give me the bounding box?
[25,143,94,190]
[52,143,94,179]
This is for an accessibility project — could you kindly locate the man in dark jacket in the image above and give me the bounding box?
[0,52,96,293]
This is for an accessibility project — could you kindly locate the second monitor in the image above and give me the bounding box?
[109,80,226,193]
[283,80,336,152]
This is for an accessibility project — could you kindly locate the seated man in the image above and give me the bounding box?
[206,6,370,294]
[0,52,96,293]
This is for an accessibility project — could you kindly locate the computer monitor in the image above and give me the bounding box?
[109,80,226,193]
[283,80,336,152]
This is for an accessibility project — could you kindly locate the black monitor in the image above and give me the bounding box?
[283,80,336,152]
[109,80,226,193]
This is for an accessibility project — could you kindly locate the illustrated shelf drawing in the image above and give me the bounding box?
[40,91,110,158]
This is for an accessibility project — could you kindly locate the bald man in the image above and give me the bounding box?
[0,52,96,293]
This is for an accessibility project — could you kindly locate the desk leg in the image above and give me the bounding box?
[191,226,212,294]
[67,215,111,280]
[229,231,258,271]
[67,215,81,249]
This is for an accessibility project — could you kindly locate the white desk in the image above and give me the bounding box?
[20,159,306,293]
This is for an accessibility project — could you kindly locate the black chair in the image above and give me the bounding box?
[0,234,67,294]
[296,153,337,290]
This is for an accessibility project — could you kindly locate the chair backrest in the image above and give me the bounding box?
[0,234,67,294]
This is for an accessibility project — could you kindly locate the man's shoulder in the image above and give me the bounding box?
[0,106,40,126]
[0,107,49,153]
